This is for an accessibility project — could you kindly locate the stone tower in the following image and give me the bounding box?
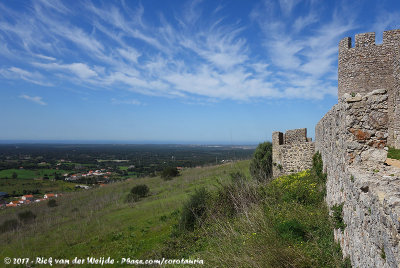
[272,128,315,177]
[338,30,400,148]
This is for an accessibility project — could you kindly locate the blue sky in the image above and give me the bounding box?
[0,0,399,144]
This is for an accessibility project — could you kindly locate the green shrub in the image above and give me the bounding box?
[161,167,179,180]
[331,203,346,230]
[212,178,259,218]
[130,184,149,198]
[268,170,322,205]
[250,142,272,182]
[18,210,36,224]
[275,218,307,241]
[312,151,326,182]
[179,187,210,231]
[47,199,57,207]
[0,219,19,233]
[125,184,150,203]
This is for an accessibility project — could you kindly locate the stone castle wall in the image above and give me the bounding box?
[338,30,400,148]
[270,30,400,266]
[272,128,314,177]
[316,90,400,267]
[315,30,400,267]
[393,47,400,148]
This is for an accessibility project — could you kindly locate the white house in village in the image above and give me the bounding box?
[21,195,34,201]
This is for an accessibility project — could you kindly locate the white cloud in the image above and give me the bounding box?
[0,0,388,102]
[253,0,356,99]
[293,13,318,32]
[33,62,97,79]
[0,67,52,86]
[19,94,47,105]
[117,48,141,64]
[36,0,69,14]
[183,0,203,25]
[67,63,97,79]
[279,0,301,16]
[34,54,56,61]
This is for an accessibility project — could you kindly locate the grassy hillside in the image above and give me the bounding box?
[0,178,75,197]
[147,153,350,267]
[1,158,349,267]
[0,161,249,263]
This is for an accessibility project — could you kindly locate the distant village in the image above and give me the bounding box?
[65,169,112,181]
[0,168,116,209]
[0,192,60,208]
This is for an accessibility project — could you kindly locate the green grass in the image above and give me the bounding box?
[154,156,347,267]
[0,161,248,263]
[0,178,75,196]
[388,147,400,160]
[0,169,69,179]
[0,169,37,179]
[0,169,73,196]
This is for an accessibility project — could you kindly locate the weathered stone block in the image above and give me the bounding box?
[369,111,388,129]
[350,128,371,141]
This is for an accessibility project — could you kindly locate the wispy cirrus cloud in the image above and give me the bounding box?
[251,0,357,98]
[0,0,396,102]
[278,0,301,17]
[0,67,52,86]
[19,94,47,105]
[33,62,97,79]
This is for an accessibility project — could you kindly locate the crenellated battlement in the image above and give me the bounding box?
[339,30,400,50]
[338,29,400,148]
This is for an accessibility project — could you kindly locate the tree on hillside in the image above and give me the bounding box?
[126,184,150,203]
[250,141,273,182]
[130,184,150,198]
[161,167,179,180]
[12,172,18,179]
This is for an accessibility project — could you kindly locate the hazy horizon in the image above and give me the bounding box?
[0,140,259,146]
